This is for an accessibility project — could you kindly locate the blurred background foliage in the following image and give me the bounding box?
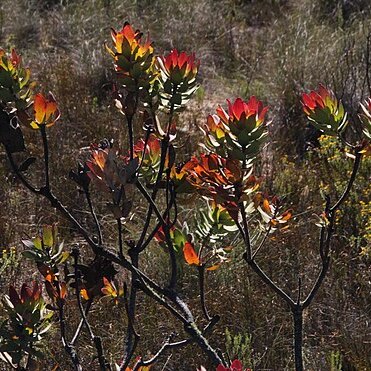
[0,0,370,369]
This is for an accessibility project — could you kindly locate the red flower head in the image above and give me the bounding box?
[204,97,269,163]
[302,84,347,135]
[159,49,199,85]
[157,49,200,111]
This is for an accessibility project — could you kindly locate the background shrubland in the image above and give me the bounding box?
[0,0,370,369]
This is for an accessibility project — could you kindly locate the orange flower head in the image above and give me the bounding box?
[101,277,124,304]
[185,153,244,204]
[86,145,113,192]
[302,85,347,135]
[107,22,156,91]
[129,134,162,183]
[31,92,60,129]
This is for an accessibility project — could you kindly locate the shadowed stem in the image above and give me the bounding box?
[5,147,225,367]
[240,152,362,371]
[40,125,50,189]
[71,299,93,345]
[59,300,82,371]
[85,190,103,245]
[117,218,123,257]
[72,249,110,370]
[120,275,140,370]
[135,180,177,288]
[127,115,134,160]
[198,265,212,321]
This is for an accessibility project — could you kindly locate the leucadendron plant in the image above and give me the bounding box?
[0,23,369,371]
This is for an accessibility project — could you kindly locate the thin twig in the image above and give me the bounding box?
[6,145,225,367]
[120,281,141,370]
[6,149,39,193]
[59,300,82,370]
[85,190,103,245]
[198,265,212,321]
[117,218,123,256]
[72,249,110,370]
[71,299,93,345]
[303,153,362,309]
[330,152,362,212]
[40,125,50,189]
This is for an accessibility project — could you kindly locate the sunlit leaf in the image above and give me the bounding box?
[183,242,200,266]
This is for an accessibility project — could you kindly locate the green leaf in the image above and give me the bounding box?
[42,226,54,248]
[22,250,42,261]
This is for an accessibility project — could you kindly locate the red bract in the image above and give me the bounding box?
[9,282,42,307]
[301,84,347,135]
[45,281,67,305]
[86,145,111,189]
[10,48,21,67]
[185,153,252,204]
[159,49,199,85]
[183,242,200,266]
[0,48,22,71]
[226,97,268,124]
[133,134,161,166]
[216,359,250,371]
[154,225,173,245]
[203,97,269,162]
[128,134,164,183]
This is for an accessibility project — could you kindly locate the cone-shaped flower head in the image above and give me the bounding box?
[159,49,199,85]
[203,97,269,163]
[302,85,348,136]
[157,49,200,111]
[107,22,156,92]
